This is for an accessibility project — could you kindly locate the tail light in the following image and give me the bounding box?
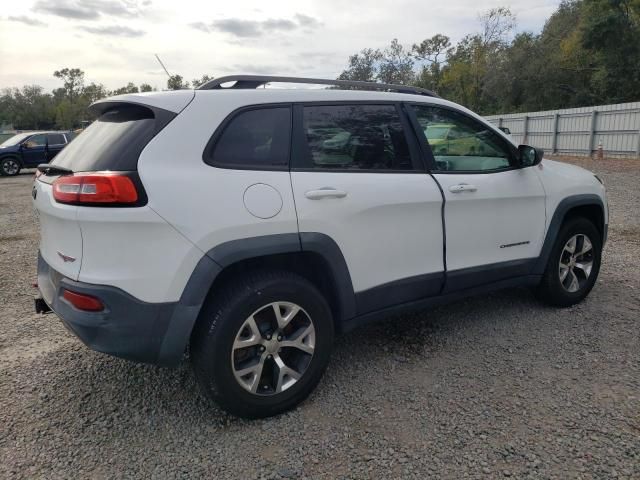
[62,289,104,312]
[52,173,138,205]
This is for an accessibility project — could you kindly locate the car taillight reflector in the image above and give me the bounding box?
[52,173,138,205]
[62,289,104,312]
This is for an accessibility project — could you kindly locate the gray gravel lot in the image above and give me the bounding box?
[1,160,639,479]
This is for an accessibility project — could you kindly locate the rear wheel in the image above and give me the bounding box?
[536,217,602,307]
[191,270,334,418]
[0,157,21,176]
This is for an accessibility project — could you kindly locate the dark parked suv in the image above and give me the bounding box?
[0,131,72,176]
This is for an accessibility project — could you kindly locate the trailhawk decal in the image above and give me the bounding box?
[500,241,531,249]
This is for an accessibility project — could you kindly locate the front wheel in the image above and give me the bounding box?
[536,217,602,307]
[191,270,334,418]
[0,157,21,176]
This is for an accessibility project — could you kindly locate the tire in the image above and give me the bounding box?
[0,157,21,176]
[536,217,602,307]
[191,270,334,418]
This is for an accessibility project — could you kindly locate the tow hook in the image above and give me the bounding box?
[35,297,51,314]
[33,282,52,314]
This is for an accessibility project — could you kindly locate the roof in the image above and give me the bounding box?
[192,88,460,110]
[94,74,445,115]
[5,130,69,136]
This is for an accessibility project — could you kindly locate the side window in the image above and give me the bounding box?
[412,105,514,172]
[300,104,414,171]
[24,134,46,147]
[207,107,291,169]
[47,134,66,145]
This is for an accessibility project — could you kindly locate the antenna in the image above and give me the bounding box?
[155,54,171,77]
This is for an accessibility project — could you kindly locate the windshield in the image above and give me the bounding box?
[424,125,450,140]
[0,133,31,147]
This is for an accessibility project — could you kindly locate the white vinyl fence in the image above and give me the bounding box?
[485,101,640,158]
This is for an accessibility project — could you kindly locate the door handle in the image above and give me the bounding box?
[449,183,477,193]
[304,187,348,200]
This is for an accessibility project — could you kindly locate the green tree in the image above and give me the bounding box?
[111,82,140,95]
[0,86,56,129]
[412,34,451,92]
[377,39,415,84]
[55,98,82,130]
[338,48,382,82]
[440,7,516,111]
[139,83,154,92]
[167,75,189,90]
[191,75,213,88]
[53,68,85,100]
[82,83,108,104]
[581,0,640,102]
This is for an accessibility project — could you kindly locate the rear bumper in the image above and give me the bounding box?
[37,252,178,365]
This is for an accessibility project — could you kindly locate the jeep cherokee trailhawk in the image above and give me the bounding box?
[33,75,608,418]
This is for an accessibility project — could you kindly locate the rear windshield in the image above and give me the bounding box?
[51,104,174,172]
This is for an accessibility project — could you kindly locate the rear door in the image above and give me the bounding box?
[45,133,67,162]
[408,104,546,291]
[290,103,444,314]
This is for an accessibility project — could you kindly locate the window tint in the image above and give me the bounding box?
[208,107,291,169]
[52,104,173,172]
[412,105,513,172]
[47,134,66,145]
[301,104,414,171]
[25,134,46,147]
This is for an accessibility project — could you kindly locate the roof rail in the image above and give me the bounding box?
[196,75,440,98]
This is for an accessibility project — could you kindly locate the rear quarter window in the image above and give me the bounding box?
[51,104,175,172]
[204,106,291,170]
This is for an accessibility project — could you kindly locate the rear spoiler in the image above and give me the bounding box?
[90,90,195,115]
[37,164,73,176]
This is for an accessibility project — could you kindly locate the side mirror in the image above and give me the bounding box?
[518,145,543,167]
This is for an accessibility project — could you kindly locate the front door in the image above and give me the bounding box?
[21,134,48,166]
[408,104,546,292]
[290,103,445,314]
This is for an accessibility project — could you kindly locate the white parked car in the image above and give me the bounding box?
[33,75,608,418]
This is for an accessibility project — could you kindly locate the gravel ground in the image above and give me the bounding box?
[1,160,638,479]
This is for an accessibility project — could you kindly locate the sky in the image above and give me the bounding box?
[0,0,561,91]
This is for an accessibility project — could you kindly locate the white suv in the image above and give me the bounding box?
[33,75,608,418]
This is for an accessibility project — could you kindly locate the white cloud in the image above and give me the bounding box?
[0,0,560,91]
[78,25,146,37]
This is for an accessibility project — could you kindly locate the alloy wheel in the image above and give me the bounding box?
[558,233,594,293]
[231,301,315,395]
[2,159,19,175]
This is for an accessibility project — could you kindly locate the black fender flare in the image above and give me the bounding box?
[532,194,606,275]
[157,232,355,366]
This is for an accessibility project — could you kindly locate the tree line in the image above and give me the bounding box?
[1,0,638,131]
[339,0,640,114]
[0,69,214,131]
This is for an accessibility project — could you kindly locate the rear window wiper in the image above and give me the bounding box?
[37,164,73,176]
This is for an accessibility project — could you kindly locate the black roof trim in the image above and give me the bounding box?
[196,75,440,98]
